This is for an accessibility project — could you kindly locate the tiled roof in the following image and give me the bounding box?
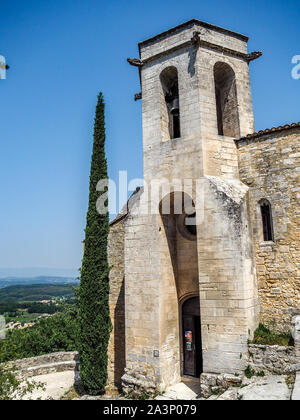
[237,122,300,142]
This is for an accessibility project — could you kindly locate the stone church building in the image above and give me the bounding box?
[106,19,300,394]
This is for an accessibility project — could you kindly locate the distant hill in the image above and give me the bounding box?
[0,267,79,278]
[0,276,79,290]
[0,283,77,302]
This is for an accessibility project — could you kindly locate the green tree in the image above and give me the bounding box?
[0,308,78,363]
[77,92,111,395]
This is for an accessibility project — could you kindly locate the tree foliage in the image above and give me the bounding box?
[0,308,78,363]
[77,92,111,395]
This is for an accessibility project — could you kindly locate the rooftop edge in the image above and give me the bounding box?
[138,19,249,50]
[236,122,300,144]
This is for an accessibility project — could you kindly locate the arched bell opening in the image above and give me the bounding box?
[160,66,181,141]
[214,62,240,138]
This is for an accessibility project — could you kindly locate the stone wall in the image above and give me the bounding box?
[107,218,126,390]
[5,352,79,380]
[122,204,163,394]
[248,344,299,375]
[237,128,300,331]
[198,176,259,374]
[200,372,242,398]
[292,315,300,357]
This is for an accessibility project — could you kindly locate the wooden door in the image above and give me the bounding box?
[182,297,202,377]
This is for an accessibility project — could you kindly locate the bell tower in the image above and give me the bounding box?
[129,19,261,183]
[124,20,261,395]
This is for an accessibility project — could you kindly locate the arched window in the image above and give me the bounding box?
[259,199,274,242]
[160,67,181,140]
[214,62,240,138]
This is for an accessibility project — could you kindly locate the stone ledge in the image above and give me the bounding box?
[2,352,79,380]
[16,360,79,380]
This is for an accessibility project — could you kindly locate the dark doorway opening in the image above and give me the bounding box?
[182,296,202,377]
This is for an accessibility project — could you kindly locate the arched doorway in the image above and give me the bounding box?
[159,191,201,382]
[182,296,202,377]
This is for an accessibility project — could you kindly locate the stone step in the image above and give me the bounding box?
[156,381,199,400]
[238,376,291,401]
[291,372,300,401]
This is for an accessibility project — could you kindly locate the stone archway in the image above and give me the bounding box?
[159,192,201,382]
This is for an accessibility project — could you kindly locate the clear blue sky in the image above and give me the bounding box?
[0,0,299,271]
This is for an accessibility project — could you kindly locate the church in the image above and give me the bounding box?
[106,19,300,395]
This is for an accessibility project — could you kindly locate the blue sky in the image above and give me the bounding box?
[0,0,299,271]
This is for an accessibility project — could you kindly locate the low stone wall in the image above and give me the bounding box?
[122,370,158,398]
[200,373,242,399]
[201,342,300,398]
[4,352,79,380]
[10,352,78,370]
[248,344,300,375]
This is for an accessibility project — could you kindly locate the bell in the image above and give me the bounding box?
[170,97,179,115]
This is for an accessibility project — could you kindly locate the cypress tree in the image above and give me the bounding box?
[78,92,111,394]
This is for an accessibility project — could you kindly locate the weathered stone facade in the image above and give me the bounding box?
[107,216,126,390]
[237,128,300,331]
[106,19,299,394]
[247,344,300,375]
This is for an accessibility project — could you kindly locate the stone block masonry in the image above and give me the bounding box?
[248,344,299,375]
[107,218,126,390]
[237,128,300,331]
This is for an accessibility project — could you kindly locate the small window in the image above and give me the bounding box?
[260,200,274,242]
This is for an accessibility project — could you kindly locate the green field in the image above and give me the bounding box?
[0,283,77,302]
[5,312,42,324]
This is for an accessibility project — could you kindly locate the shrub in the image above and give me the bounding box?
[251,323,292,346]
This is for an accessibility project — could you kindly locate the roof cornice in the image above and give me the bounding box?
[138,19,249,51]
[236,122,300,146]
